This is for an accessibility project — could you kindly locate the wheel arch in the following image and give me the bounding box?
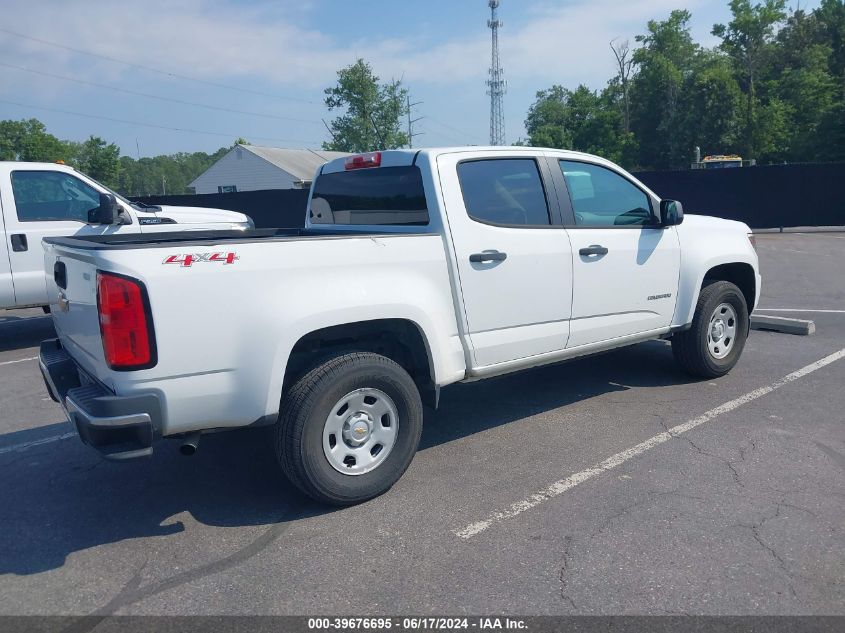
[703,263,756,312]
[282,318,439,408]
[674,257,758,328]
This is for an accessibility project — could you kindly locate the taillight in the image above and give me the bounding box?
[345,152,381,170]
[96,272,156,370]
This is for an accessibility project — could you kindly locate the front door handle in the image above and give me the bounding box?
[469,250,507,263]
[10,234,28,252]
[579,244,608,257]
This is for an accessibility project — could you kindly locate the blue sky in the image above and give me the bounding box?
[0,0,816,157]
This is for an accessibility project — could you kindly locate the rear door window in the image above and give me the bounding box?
[310,166,428,226]
[457,159,551,227]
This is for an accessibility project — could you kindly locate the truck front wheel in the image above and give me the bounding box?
[276,352,423,505]
[671,280,749,379]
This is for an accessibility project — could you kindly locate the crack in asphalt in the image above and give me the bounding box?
[558,535,576,611]
[814,441,845,472]
[59,504,302,632]
[659,416,750,488]
[733,505,798,598]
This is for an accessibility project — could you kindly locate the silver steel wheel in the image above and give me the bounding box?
[322,388,399,475]
[707,302,738,360]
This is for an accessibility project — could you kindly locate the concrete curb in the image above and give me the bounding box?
[751,315,816,336]
[753,226,845,234]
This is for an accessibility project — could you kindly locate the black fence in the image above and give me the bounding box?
[633,162,845,229]
[131,189,310,229]
[132,163,845,230]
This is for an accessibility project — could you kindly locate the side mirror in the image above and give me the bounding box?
[88,193,119,225]
[660,199,684,227]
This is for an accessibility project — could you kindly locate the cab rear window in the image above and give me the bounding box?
[310,166,429,226]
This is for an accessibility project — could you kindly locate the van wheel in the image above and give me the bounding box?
[276,352,423,506]
[672,280,749,379]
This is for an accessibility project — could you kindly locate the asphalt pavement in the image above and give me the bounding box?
[0,232,842,616]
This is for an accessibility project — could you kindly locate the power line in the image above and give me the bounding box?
[406,95,423,149]
[418,123,469,147]
[0,27,320,105]
[0,62,323,125]
[0,99,322,146]
[424,115,487,145]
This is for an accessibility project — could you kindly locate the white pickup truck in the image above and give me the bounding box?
[0,161,252,310]
[39,147,760,505]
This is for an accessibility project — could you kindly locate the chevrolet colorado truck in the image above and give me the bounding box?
[1,161,252,310]
[39,147,760,505]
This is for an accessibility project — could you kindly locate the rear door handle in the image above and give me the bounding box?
[469,250,507,263]
[10,234,28,252]
[579,245,608,257]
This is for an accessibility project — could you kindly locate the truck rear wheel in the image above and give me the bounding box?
[276,352,423,506]
[671,280,749,379]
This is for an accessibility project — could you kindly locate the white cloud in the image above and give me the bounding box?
[0,0,707,92]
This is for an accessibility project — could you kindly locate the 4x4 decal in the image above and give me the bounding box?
[163,252,239,267]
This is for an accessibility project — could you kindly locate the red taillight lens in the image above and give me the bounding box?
[97,272,155,370]
[345,151,382,170]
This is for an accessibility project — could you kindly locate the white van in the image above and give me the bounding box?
[0,161,252,310]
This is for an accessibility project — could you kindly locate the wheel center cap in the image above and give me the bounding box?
[343,413,372,447]
[711,320,725,341]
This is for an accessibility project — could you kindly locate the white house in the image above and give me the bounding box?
[189,145,349,194]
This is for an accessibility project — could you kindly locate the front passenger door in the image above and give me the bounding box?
[558,160,680,349]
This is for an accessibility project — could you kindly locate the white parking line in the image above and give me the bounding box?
[755,309,845,314]
[0,356,37,367]
[0,431,76,456]
[454,347,845,539]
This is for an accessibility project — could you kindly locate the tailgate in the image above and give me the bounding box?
[44,241,108,380]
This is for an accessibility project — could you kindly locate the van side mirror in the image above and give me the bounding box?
[88,193,119,225]
[660,199,684,227]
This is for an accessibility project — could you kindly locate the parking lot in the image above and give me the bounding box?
[0,231,843,616]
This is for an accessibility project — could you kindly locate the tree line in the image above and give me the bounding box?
[0,118,229,195]
[2,0,843,188]
[522,0,845,170]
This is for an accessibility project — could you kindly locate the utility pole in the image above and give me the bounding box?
[487,0,507,146]
[406,95,424,149]
[161,175,167,196]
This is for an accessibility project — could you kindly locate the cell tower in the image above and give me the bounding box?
[486,0,507,146]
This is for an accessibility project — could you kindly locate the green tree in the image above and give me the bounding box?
[814,101,845,161]
[323,59,409,152]
[69,136,121,187]
[524,85,636,165]
[0,118,72,162]
[816,0,845,86]
[677,53,745,162]
[713,0,787,158]
[773,9,837,160]
[629,10,700,169]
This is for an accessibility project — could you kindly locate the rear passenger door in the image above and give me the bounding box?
[438,152,573,368]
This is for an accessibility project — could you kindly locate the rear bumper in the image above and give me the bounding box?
[39,339,162,460]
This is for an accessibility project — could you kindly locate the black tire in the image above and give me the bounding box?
[275,352,423,506]
[672,280,749,379]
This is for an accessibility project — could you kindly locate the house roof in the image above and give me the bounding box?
[240,145,349,182]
